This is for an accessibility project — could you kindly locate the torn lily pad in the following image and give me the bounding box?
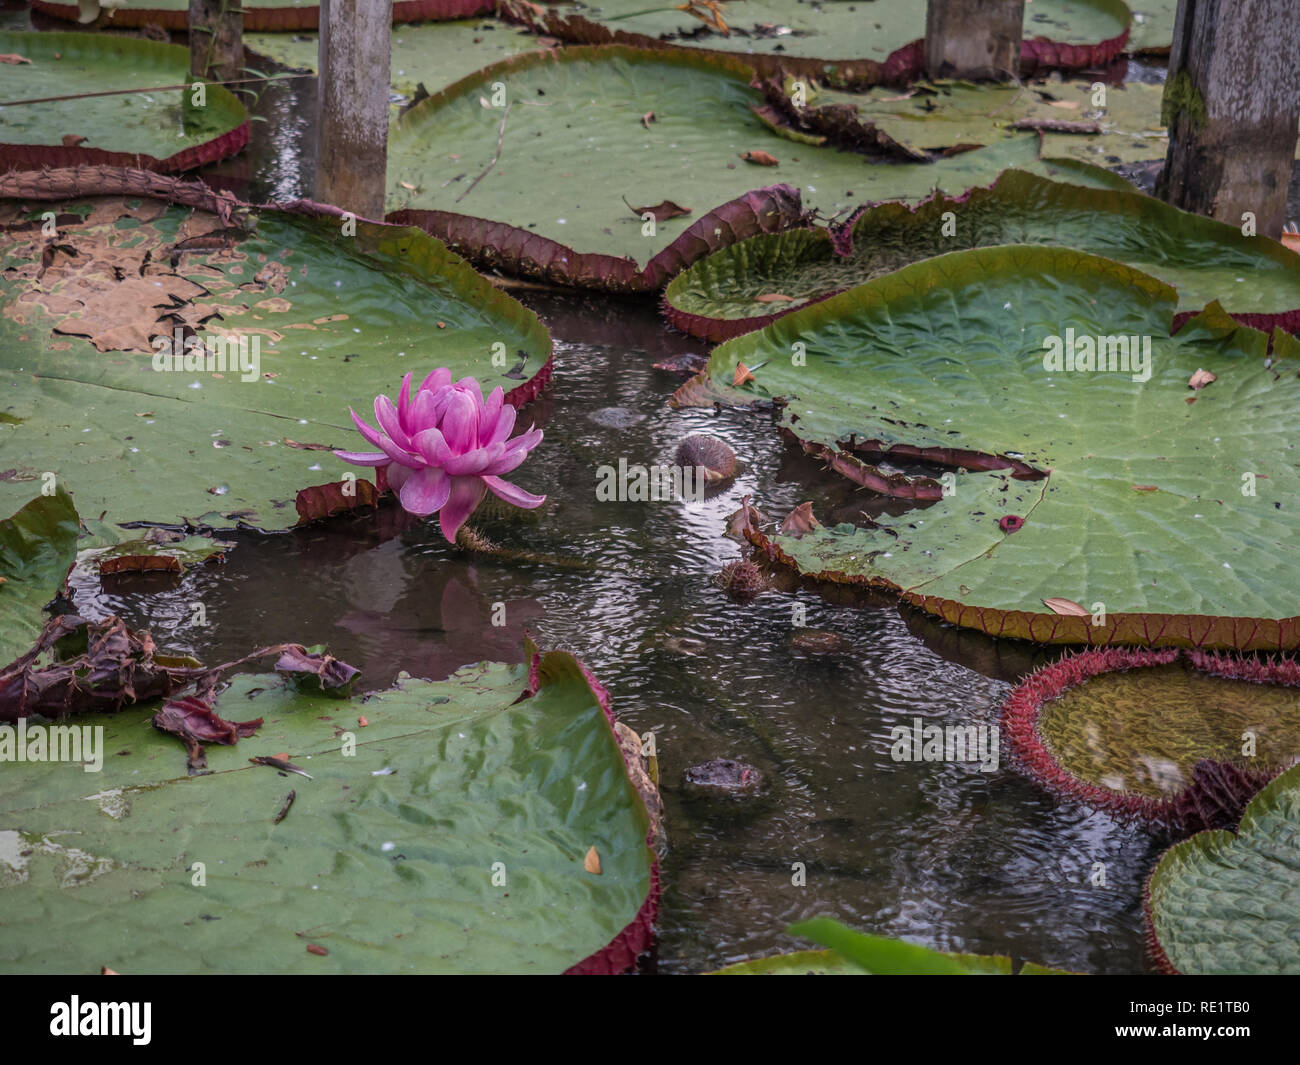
[387,45,1045,289]
[664,168,1300,342]
[678,245,1300,651]
[1145,762,1300,974]
[0,30,248,171]
[0,648,658,974]
[0,188,552,530]
[1002,647,1300,833]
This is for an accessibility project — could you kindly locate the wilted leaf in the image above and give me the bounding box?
[779,502,821,538]
[741,150,779,166]
[733,361,755,385]
[1188,367,1217,390]
[622,196,692,222]
[584,845,603,874]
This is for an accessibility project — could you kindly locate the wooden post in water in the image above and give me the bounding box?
[925,0,1024,81]
[188,0,243,84]
[1157,0,1300,240]
[316,0,392,220]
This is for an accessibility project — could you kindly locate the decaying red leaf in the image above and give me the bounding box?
[741,150,780,166]
[1042,597,1090,616]
[306,944,329,956]
[780,502,821,538]
[726,496,767,540]
[622,196,692,223]
[1132,484,1159,492]
[275,644,360,691]
[61,134,87,148]
[295,477,380,524]
[153,695,264,772]
[1188,367,1217,390]
[733,361,755,386]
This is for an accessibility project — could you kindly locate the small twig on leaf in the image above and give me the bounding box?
[456,102,512,204]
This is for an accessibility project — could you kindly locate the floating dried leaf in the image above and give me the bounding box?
[1042,597,1090,616]
[1188,367,1217,390]
[584,845,602,874]
[741,150,779,166]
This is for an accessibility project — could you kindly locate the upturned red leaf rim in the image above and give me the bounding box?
[1001,647,1299,833]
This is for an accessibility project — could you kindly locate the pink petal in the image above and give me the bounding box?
[374,394,413,450]
[334,449,390,466]
[386,462,412,492]
[438,476,487,543]
[440,390,481,453]
[412,427,451,466]
[399,466,451,517]
[419,367,451,395]
[396,372,414,426]
[479,387,505,445]
[483,401,517,446]
[482,475,546,509]
[349,407,386,450]
[443,443,504,477]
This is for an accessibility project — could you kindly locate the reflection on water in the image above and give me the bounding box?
[70,292,1160,973]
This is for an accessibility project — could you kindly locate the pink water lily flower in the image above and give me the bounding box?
[335,368,545,543]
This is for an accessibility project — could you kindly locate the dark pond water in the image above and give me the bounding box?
[30,14,1192,972]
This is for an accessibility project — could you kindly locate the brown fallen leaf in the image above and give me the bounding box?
[0,54,31,64]
[1188,367,1217,390]
[101,967,119,975]
[306,944,329,956]
[622,196,692,223]
[1048,99,1081,110]
[1281,227,1300,253]
[754,293,794,303]
[780,501,822,537]
[399,181,418,190]
[61,134,87,148]
[1042,597,1089,616]
[741,150,779,166]
[99,554,183,576]
[641,111,656,128]
[584,846,602,874]
[283,438,334,451]
[1132,484,1159,492]
[358,716,369,727]
[733,362,755,386]
[677,0,729,34]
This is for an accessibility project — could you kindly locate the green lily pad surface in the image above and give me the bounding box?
[664,168,1300,339]
[1146,762,1300,974]
[680,245,1300,650]
[0,198,552,530]
[246,20,543,104]
[387,45,1044,283]
[1128,0,1178,52]
[0,31,247,170]
[0,650,655,974]
[0,490,77,668]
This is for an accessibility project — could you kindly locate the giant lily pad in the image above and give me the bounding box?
[0,647,658,973]
[31,0,495,31]
[1145,761,1300,974]
[1003,647,1300,833]
[0,31,248,172]
[0,193,552,530]
[387,45,1045,289]
[0,490,77,668]
[676,246,1300,651]
[501,0,1131,86]
[663,168,1300,341]
[1127,0,1178,52]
